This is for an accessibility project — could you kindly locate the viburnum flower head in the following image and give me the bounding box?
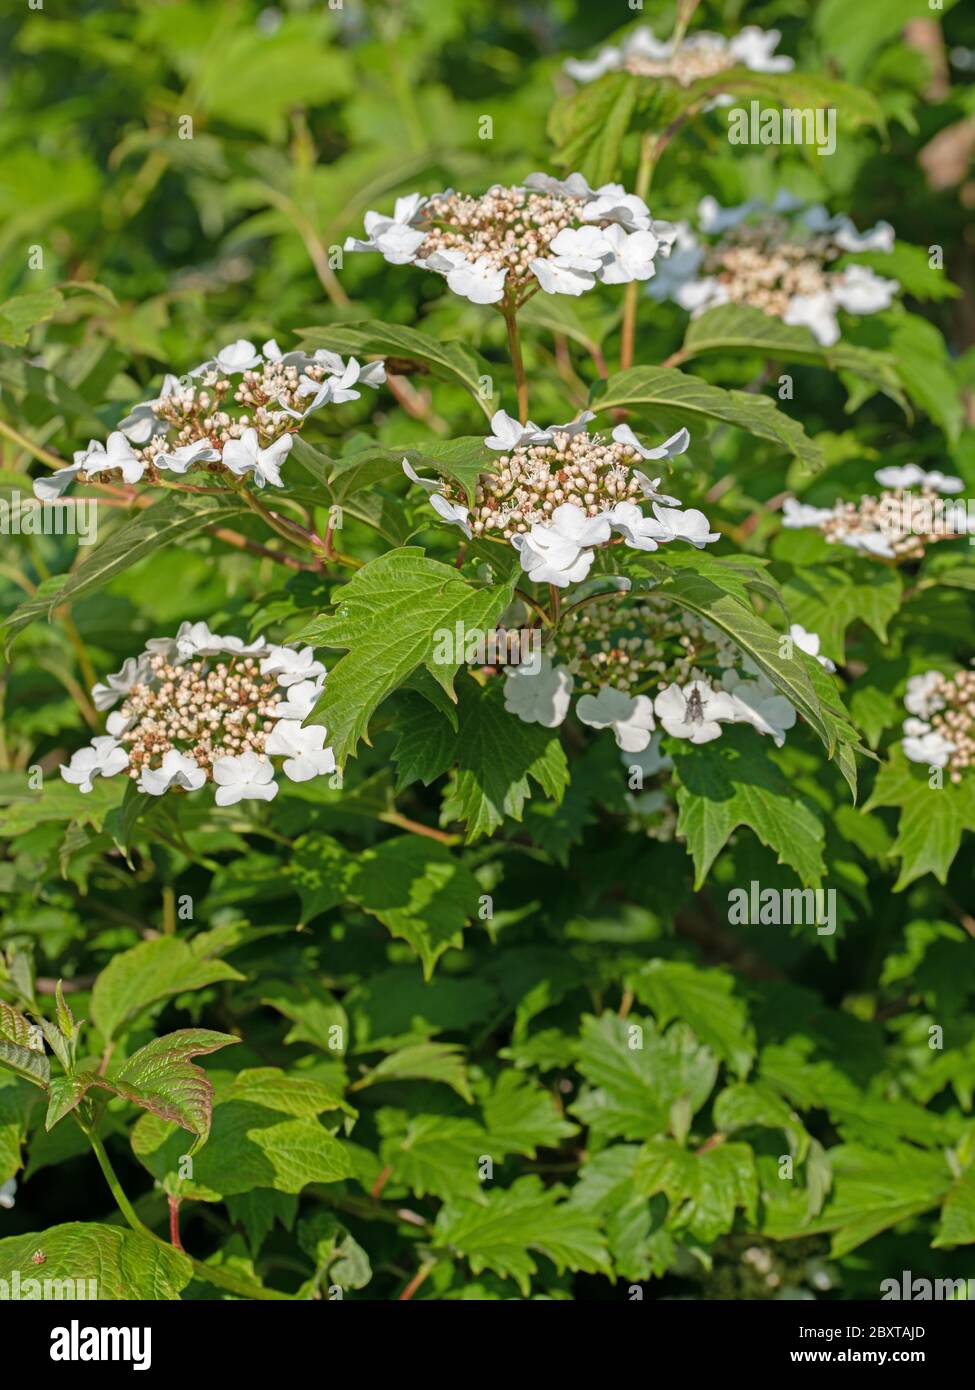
[34,339,385,501]
[60,628,334,804]
[345,174,677,306]
[565,24,793,88]
[901,667,975,782]
[782,466,969,560]
[403,413,714,589]
[647,193,898,346]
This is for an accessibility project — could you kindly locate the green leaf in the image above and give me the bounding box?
[348,836,480,978]
[863,749,975,889]
[296,321,493,416]
[0,1004,49,1092]
[379,1112,488,1203]
[571,1012,717,1140]
[480,1071,577,1157]
[630,961,755,1079]
[433,1175,611,1295]
[2,491,247,642]
[781,563,903,663]
[934,1171,975,1248]
[91,937,245,1043]
[131,1066,355,1199]
[297,548,515,766]
[396,676,569,843]
[351,1041,473,1102]
[672,727,827,888]
[547,70,638,185]
[681,304,908,415]
[0,1222,193,1300]
[637,1137,759,1244]
[0,288,64,346]
[590,365,824,473]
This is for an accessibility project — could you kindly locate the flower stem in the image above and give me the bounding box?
[620,131,656,372]
[0,416,66,471]
[503,308,530,424]
[548,583,562,628]
[83,1123,293,1299]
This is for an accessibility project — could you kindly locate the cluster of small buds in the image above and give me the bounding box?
[903,667,975,782]
[553,596,737,695]
[458,431,645,539]
[60,624,334,804]
[120,653,282,773]
[625,43,736,84]
[417,187,584,295]
[702,222,835,316]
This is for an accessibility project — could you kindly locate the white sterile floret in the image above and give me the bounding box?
[425,249,509,305]
[264,721,336,781]
[580,186,653,233]
[138,750,207,796]
[513,525,597,589]
[344,195,430,265]
[781,497,836,529]
[222,427,292,488]
[607,501,671,552]
[651,504,720,548]
[401,458,473,537]
[260,645,326,687]
[485,410,548,451]
[789,624,836,673]
[119,375,181,443]
[212,751,278,806]
[154,440,221,474]
[274,678,324,722]
[874,464,964,494]
[902,724,955,768]
[190,338,263,378]
[721,670,797,747]
[262,338,314,369]
[0,1178,16,1210]
[91,656,150,711]
[60,737,129,793]
[33,463,83,501]
[503,655,574,728]
[613,423,689,463]
[654,679,738,744]
[576,685,657,752]
[904,671,946,719]
[77,432,147,485]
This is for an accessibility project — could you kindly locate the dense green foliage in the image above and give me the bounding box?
[1,0,974,1302]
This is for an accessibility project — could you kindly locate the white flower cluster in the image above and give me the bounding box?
[61,624,333,806]
[565,24,792,88]
[503,597,830,755]
[35,338,385,502]
[647,193,898,346]
[901,668,975,782]
[344,174,676,305]
[404,411,718,588]
[782,465,968,560]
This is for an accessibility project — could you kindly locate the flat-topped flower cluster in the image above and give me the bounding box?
[345,173,677,304]
[502,591,831,754]
[648,194,898,345]
[564,23,793,87]
[783,465,968,560]
[405,411,718,587]
[902,667,975,781]
[61,625,333,805]
[35,338,384,501]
